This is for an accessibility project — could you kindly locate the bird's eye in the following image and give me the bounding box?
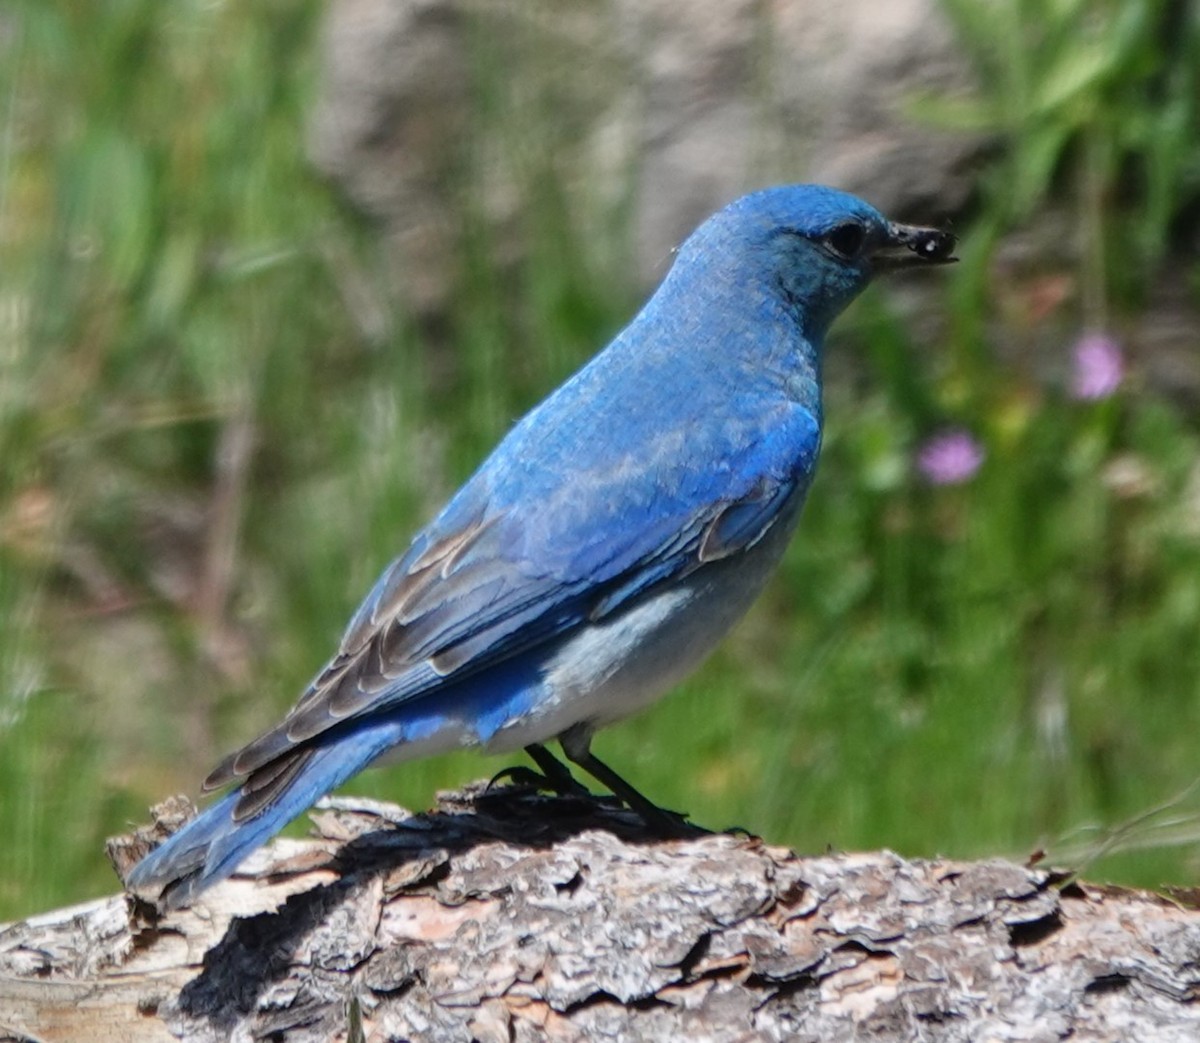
[823,222,867,261]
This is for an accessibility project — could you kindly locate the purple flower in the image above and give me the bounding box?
[1070,332,1123,400]
[917,429,985,486]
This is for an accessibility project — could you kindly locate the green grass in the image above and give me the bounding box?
[1,0,1199,920]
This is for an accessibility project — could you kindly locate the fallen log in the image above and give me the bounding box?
[2,784,1200,1042]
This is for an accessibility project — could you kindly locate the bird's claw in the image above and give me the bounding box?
[485,763,591,798]
[638,806,709,840]
[486,765,551,793]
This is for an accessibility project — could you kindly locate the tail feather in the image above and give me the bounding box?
[127,657,543,908]
[235,746,316,820]
[126,724,403,909]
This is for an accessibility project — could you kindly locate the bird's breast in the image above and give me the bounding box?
[484,484,809,751]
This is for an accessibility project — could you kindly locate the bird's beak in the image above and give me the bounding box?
[872,222,958,270]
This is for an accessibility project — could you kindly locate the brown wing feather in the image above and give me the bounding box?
[231,748,316,822]
[203,511,506,794]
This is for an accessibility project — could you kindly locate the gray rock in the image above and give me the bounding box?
[307,0,986,318]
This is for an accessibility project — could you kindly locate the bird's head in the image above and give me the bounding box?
[678,184,956,341]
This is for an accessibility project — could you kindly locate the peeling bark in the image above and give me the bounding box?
[3,785,1200,1042]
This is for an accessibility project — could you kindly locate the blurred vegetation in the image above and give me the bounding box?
[1,0,1199,918]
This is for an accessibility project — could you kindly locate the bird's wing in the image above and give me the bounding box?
[206,399,819,790]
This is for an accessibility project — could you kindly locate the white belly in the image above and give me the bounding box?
[482,499,803,753]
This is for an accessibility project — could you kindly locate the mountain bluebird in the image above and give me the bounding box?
[127,184,955,907]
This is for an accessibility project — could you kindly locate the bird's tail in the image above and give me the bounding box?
[125,722,406,909]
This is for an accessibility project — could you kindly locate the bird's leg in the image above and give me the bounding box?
[559,724,702,837]
[487,743,591,796]
[523,742,591,796]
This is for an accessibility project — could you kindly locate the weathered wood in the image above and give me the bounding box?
[3,784,1200,1042]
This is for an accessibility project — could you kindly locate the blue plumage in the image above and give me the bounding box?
[126,184,955,906]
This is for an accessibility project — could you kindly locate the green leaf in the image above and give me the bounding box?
[904,91,1000,133]
[1029,41,1116,120]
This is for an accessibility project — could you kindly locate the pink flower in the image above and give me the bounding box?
[1070,332,1123,400]
[917,429,985,485]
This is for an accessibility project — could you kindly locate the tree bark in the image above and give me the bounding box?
[2,784,1200,1042]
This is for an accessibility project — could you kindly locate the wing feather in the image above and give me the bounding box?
[204,400,821,797]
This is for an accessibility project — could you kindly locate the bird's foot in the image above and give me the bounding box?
[720,824,757,839]
[485,760,591,799]
[485,765,552,793]
[636,804,710,840]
